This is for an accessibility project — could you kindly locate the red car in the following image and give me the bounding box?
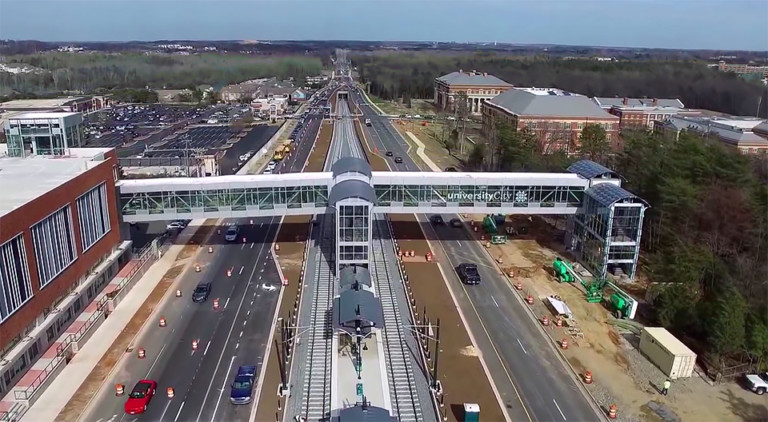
[124,379,157,414]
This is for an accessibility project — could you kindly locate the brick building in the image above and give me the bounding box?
[656,115,768,155]
[0,139,129,397]
[715,61,768,78]
[593,97,687,131]
[482,87,619,153]
[434,70,513,114]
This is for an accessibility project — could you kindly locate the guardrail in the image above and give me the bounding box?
[13,341,71,402]
[68,295,109,344]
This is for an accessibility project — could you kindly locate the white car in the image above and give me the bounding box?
[745,373,768,394]
[224,225,240,242]
[267,161,277,170]
[166,222,185,231]
[263,169,273,175]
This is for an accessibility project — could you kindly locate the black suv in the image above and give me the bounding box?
[192,282,212,303]
[429,215,444,225]
[394,156,403,164]
[457,263,481,285]
[385,151,394,157]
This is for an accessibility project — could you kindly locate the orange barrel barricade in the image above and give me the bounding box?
[176,289,182,297]
[560,338,569,350]
[583,371,593,384]
[167,387,175,398]
[275,244,280,251]
[213,298,220,310]
[159,317,167,327]
[227,269,232,277]
[208,246,213,253]
[541,316,550,326]
[608,404,617,419]
[514,282,523,290]
[137,347,146,359]
[192,339,199,350]
[426,252,433,262]
[556,317,564,327]
[195,264,201,272]
[526,295,534,305]
[115,383,125,396]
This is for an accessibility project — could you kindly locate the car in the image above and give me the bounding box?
[746,373,768,395]
[457,263,481,285]
[444,167,458,172]
[166,221,185,231]
[192,282,212,303]
[224,225,240,242]
[124,379,157,414]
[394,156,403,164]
[430,215,445,225]
[263,169,273,175]
[385,151,394,157]
[449,218,463,228]
[230,365,257,404]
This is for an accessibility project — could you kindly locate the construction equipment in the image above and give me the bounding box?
[553,258,607,303]
[553,258,575,283]
[482,216,498,234]
[607,287,638,320]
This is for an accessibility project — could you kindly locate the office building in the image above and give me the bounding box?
[3,112,85,158]
[0,147,129,397]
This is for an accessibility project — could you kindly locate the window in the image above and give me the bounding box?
[0,234,34,321]
[77,183,112,251]
[31,205,78,288]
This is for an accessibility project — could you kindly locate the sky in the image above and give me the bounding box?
[0,0,766,51]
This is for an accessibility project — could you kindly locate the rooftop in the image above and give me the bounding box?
[0,148,112,218]
[436,70,512,87]
[0,97,89,110]
[487,87,617,119]
[593,97,685,109]
[9,111,81,120]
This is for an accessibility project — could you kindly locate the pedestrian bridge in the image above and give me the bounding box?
[119,171,591,219]
[118,158,648,279]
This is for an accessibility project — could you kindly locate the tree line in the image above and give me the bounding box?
[352,52,768,118]
[0,52,323,97]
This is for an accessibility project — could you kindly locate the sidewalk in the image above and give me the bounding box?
[13,224,205,422]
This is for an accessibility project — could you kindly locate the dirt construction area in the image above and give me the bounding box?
[254,121,333,422]
[425,207,768,420]
[359,120,505,422]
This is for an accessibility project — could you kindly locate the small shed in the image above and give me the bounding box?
[639,327,697,379]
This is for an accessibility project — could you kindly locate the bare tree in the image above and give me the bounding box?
[453,91,470,155]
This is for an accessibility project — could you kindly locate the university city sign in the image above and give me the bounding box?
[446,190,528,203]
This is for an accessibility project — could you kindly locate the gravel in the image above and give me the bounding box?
[580,331,686,422]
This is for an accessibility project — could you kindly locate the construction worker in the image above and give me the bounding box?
[661,379,671,395]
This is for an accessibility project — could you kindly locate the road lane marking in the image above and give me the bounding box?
[195,228,272,422]
[491,296,499,307]
[247,310,251,316]
[146,343,167,378]
[250,242,255,249]
[175,402,185,422]
[158,401,172,422]
[209,355,237,422]
[243,320,247,326]
[204,340,211,355]
[553,399,566,420]
[224,297,230,309]
[240,330,244,337]
[239,266,244,275]
[517,338,528,354]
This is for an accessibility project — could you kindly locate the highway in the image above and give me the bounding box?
[79,108,324,422]
[349,86,601,421]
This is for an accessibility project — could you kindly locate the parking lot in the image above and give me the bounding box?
[146,126,233,157]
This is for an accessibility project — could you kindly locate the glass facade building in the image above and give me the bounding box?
[3,113,84,157]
